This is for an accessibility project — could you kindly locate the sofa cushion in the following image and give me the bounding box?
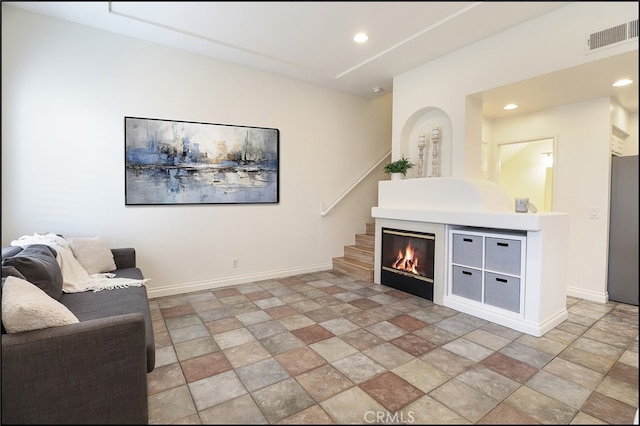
[59,277,155,372]
[67,237,117,275]
[1,245,63,300]
[1,276,79,333]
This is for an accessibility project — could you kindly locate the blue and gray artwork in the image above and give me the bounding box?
[125,117,279,204]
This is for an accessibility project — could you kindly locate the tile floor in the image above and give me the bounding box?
[147,270,639,424]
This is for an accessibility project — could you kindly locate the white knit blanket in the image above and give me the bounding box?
[10,233,150,293]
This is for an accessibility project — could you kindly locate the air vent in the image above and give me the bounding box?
[586,19,638,54]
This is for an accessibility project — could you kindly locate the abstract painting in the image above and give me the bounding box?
[125,117,279,205]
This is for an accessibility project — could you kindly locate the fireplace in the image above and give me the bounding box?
[380,227,435,300]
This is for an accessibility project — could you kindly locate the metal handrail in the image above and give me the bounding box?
[320,150,391,216]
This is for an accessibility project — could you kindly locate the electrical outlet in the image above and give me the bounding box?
[232,258,239,268]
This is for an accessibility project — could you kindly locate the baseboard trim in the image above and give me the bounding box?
[146,262,333,299]
[566,285,608,303]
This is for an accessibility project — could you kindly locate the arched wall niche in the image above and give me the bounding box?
[399,107,453,179]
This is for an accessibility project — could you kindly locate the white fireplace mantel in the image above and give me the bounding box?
[371,177,570,336]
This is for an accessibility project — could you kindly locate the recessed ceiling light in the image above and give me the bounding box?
[353,32,368,43]
[612,79,633,87]
[503,103,518,110]
[372,87,383,93]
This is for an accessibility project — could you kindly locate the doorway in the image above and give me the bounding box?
[497,138,554,212]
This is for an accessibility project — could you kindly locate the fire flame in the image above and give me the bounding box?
[391,243,420,275]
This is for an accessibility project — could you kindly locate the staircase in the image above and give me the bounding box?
[332,222,375,282]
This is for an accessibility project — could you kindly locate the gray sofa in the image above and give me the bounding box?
[1,244,155,425]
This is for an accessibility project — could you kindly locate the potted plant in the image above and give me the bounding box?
[383,155,415,180]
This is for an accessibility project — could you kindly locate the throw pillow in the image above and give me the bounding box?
[67,237,117,275]
[1,276,79,333]
[1,245,63,300]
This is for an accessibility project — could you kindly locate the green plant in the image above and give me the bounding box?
[383,155,415,176]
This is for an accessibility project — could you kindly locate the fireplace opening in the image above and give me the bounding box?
[381,228,435,300]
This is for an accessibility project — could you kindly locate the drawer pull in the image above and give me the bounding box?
[496,277,508,283]
[463,238,473,242]
[497,242,509,247]
[462,270,472,276]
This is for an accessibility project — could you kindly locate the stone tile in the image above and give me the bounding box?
[457,365,520,400]
[174,336,220,362]
[430,379,499,423]
[278,404,335,424]
[279,292,308,304]
[516,333,569,356]
[180,351,232,383]
[413,324,458,346]
[349,298,382,310]
[320,387,386,424]
[319,318,360,335]
[314,295,344,307]
[222,340,271,369]
[363,342,414,370]
[276,346,327,376]
[327,302,361,316]
[481,322,524,341]
[464,328,512,351]
[268,286,295,297]
[386,289,413,300]
[309,336,358,362]
[236,357,290,392]
[213,327,256,350]
[555,320,590,336]
[154,330,172,348]
[155,345,178,368]
[360,371,424,412]
[480,352,538,384]
[478,403,540,424]
[147,363,186,395]
[331,353,386,384]
[190,299,223,313]
[290,299,323,312]
[607,362,639,386]
[435,316,481,336]
[525,370,592,409]
[264,305,299,319]
[404,395,470,424]
[408,308,447,324]
[367,306,400,321]
[247,319,289,340]
[344,311,384,327]
[366,320,407,340]
[244,290,273,301]
[420,347,476,377]
[579,391,638,425]
[148,385,197,425]
[252,378,316,423]
[204,316,244,335]
[542,357,605,390]
[388,314,428,331]
[278,313,316,331]
[570,411,608,424]
[340,328,385,351]
[197,306,233,322]
[499,341,554,369]
[291,324,335,345]
[260,331,305,355]
[254,296,286,310]
[219,294,250,306]
[392,358,451,393]
[235,310,273,326]
[188,370,247,412]
[503,386,576,424]
[213,288,241,298]
[303,289,329,299]
[559,345,618,374]
[596,375,639,407]
[296,364,354,402]
[198,394,267,424]
[306,308,342,323]
[442,338,494,362]
[390,333,437,356]
[161,304,195,319]
[169,323,210,344]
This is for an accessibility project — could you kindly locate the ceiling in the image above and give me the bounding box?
[5,2,638,118]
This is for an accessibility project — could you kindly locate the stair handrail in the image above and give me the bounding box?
[320,150,391,216]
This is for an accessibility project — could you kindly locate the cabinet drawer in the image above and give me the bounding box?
[484,272,520,313]
[485,237,521,275]
[451,265,482,301]
[452,233,482,268]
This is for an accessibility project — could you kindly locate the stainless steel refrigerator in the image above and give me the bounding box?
[607,155,639,305]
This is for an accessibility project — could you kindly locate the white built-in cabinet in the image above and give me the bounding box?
[449,227,526,317]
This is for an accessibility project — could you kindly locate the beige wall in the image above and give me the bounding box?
[1,6,392,297]
[392,2,638,302]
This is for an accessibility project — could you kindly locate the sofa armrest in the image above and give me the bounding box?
[111,247,136,269]
[1,313,148,424]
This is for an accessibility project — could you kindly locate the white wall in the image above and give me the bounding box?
[1,6,392,297]
[392,2,638,302]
